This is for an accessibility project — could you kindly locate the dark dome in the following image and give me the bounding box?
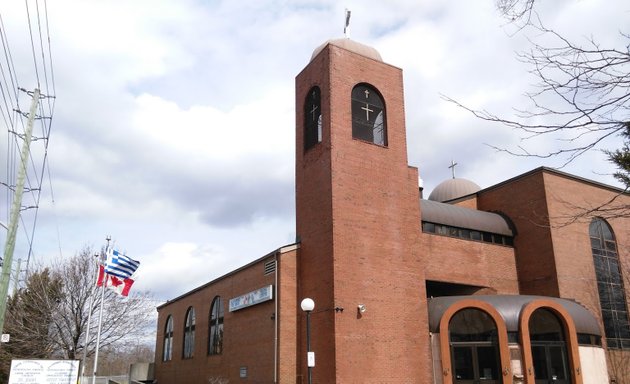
[428,178,481,202]
[311,38,382,62]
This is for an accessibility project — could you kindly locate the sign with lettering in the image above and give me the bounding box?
[229,285,273,312]
[8,360,79,384]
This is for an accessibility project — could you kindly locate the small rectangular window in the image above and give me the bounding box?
[422,222,436,233]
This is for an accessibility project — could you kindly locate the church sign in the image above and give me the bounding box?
[229,285,274,312]
[8,359,79,384]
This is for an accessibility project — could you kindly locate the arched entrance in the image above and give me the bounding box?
[529,309,571,384]
[449,308,502,383]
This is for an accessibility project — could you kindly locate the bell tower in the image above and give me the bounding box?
[295,39,428,383]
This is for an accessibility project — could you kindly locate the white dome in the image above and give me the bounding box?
[428,178,481,202]
[311,38,382,62]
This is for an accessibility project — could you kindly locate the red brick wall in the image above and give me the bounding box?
[277,246,299,384]
[420,233,519,294]
[296,42,429,383]
[477,168,630,379]
[295,45,337,384]
[477,170,560,296]
[154,248,297,384]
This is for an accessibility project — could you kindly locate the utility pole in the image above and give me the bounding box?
[0,88,40,334]
[12,259,22,294]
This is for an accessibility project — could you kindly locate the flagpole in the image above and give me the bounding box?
[79,253,100,383]
[92,236,110,384]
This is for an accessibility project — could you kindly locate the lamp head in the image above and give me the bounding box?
[301,298,315,312]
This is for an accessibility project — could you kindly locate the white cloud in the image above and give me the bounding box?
[1,0,626,304]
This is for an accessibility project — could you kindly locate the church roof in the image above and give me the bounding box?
[421,199,513,236]
[427,295,602,336]
[428,178,481,202]
[311,38,383,62]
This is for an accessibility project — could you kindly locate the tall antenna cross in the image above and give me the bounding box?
[344,9,351,38]
[448,160,458,179]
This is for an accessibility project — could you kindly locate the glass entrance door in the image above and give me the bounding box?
[448,308,502,384]
[531,344,570,384]
[452,344,501,383]
[529,309,571,384]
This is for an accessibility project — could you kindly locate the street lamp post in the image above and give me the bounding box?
[300,298,315,384]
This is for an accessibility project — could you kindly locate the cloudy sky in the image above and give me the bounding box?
[1,0,628,302]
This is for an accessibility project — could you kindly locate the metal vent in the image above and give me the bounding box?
[264,259,276,275]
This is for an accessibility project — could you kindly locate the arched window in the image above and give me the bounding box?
[162,315,173,362]
[351,84,387,146]
[590,218,630,349]
[183,307,195,358]
[208,296,224,355]
[529,309,570,382]
[448,308,500,382]
[304,86,322,150]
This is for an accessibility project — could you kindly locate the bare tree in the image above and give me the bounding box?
[496,0,535,25]
[444,0,629,218]
[47,247,154,361]
[0,246,155,378]
[0,268,64,381]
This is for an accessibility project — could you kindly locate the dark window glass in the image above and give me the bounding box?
[548,346,568,379]
[449,308,498,343]
[577,333,602,346]
[208,296,224,355]
[421,222,513,247]
[183,307,195,359]
[531,346,549,379]
[530,309,571,382]
[304,86,322,150]
[449,309,501,383]
[452,347,474,380]
[529,309,565,342]
[590,218,629,349]
[163,315,173,362]
[351,84,387,146]
[590,237,602,249]
[507,331,519,343]
[577,333,590,345]
[477,346,500,380]
[422,222,435,233]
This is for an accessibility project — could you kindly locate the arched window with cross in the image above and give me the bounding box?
[351,83,387,146]
[304,86,322,150]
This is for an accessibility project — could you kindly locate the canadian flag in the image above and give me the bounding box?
[97,265,135,297]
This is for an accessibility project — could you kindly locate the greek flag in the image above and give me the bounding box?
[105,249,140,279]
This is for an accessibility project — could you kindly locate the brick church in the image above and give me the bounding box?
[153,38,629,383]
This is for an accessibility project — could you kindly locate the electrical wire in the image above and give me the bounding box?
[1,0,57,286]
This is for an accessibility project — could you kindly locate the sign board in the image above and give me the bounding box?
[307,352,315,367]
[229,285,273,312]
[8,359,79,384]
[1,334,10,343]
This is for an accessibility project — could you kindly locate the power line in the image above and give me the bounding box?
[0,0,57,288]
